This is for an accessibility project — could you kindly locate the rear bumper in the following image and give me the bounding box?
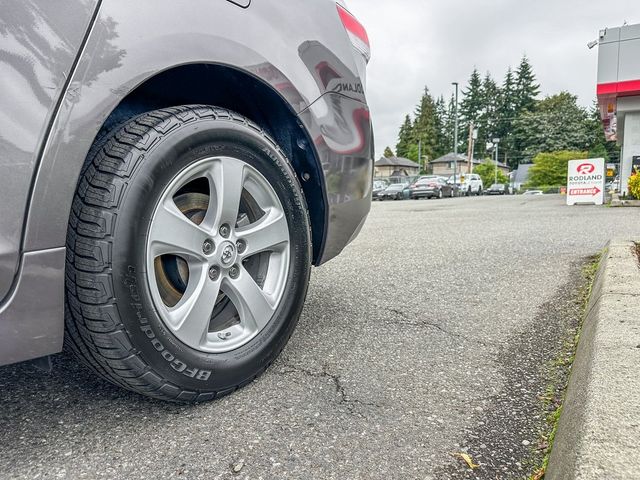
[298,91,373,265]
[410,190,437,198]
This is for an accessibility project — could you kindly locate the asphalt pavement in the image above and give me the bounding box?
[2,194,640,479]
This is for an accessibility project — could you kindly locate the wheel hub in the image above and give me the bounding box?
[219,241,237,266]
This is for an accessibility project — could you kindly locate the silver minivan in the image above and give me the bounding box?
[0,0,373,402]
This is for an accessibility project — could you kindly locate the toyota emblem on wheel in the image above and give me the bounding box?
[221,244,235,265]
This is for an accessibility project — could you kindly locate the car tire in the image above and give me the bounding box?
[64,105,311,403]
[438,189,443,199]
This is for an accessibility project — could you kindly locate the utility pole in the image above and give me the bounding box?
[493,137,500,185]
[452,82,459,192]
[471,128,477,173]
[466,122,474,174]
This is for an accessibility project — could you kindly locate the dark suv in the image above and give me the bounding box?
[0,0,373,402]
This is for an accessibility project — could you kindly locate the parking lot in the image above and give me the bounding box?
[2,195,640,479]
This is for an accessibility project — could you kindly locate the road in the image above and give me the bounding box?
[1,195,639,479]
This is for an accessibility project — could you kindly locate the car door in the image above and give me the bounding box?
[0,0,99,302]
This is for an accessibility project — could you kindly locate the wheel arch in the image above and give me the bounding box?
[88,63,327,264]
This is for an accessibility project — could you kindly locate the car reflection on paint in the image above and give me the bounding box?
[372,180,389,200]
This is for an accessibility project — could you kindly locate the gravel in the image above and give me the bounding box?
[1,194,639,479]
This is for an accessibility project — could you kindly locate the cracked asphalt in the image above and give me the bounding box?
[2,194,640,479]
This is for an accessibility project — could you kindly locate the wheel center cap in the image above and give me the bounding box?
[220,242,236,266]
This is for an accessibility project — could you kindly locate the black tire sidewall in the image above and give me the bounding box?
[111,117,310,391]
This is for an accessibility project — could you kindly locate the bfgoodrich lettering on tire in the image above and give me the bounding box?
[64,105,311,402]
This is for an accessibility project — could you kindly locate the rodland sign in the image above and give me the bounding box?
[566,158,605,206]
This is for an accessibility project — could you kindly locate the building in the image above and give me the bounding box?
[430,152,509,177]
[511,163,534,191]
[374,156,420,178]
[597,23,640,194]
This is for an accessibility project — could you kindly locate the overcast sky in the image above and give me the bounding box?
[346,0,637,157]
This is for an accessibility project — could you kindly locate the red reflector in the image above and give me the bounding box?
[337,5,370,48]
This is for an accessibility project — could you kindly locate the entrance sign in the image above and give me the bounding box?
[566,158,605,206]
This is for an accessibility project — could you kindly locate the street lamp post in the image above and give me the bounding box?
[492,137,500,185]
[452,82,459,194]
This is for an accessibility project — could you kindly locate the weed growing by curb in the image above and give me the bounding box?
[528,254,601,480]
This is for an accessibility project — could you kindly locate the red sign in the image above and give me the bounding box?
[577,163,596,175]
[568,187,601,196]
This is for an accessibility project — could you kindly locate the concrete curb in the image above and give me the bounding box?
[547,240,640,479]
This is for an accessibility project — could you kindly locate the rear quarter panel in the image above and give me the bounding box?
[25,0,369,254]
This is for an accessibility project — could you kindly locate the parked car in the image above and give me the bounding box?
[448,173,483,196]
[523,190,544,196]
[485,183,508,195]
[606,177,620,192]
[379,183,408,200]
[414,175,445,183]
[373,180,389,200]
[410,177,455,199]
[0,0,373,402]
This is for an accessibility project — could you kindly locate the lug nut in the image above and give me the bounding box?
[219,224,230,238]
[236,239,246,254]
[229,264,240,279]
[202,239,215,255]
[208,265,220,281]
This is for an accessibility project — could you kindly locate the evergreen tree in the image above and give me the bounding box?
[383,146,395,158]
[496,67,517,167]
[445,93,458,153]
[499,67,517,129]
[434,95,448,157]
[460,68,484,129]
[412,87,439,162]
[395,115,414,158]
[514,55,540,113]
[477,72,500,147]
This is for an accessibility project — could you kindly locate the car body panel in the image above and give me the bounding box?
[0,0,99,301]
[0,0,373,365]
[0,248,65,365]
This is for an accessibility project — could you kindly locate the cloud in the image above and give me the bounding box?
[346,0,637,156]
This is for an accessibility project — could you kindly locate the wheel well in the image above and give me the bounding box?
[99,63,326,264]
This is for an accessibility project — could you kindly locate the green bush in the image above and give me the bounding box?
[628,174,640,200]
[473,160,509,187]
[526,150,588,188]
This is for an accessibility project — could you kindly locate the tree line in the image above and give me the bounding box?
[386,56,619,170]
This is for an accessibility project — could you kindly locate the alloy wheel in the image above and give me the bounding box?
[146,157,290,353]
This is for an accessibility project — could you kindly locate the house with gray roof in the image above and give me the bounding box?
[374,156,420,178]
[512,163,534,190]
[430,152,509,177]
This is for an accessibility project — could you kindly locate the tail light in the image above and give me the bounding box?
[336,3,371,63]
